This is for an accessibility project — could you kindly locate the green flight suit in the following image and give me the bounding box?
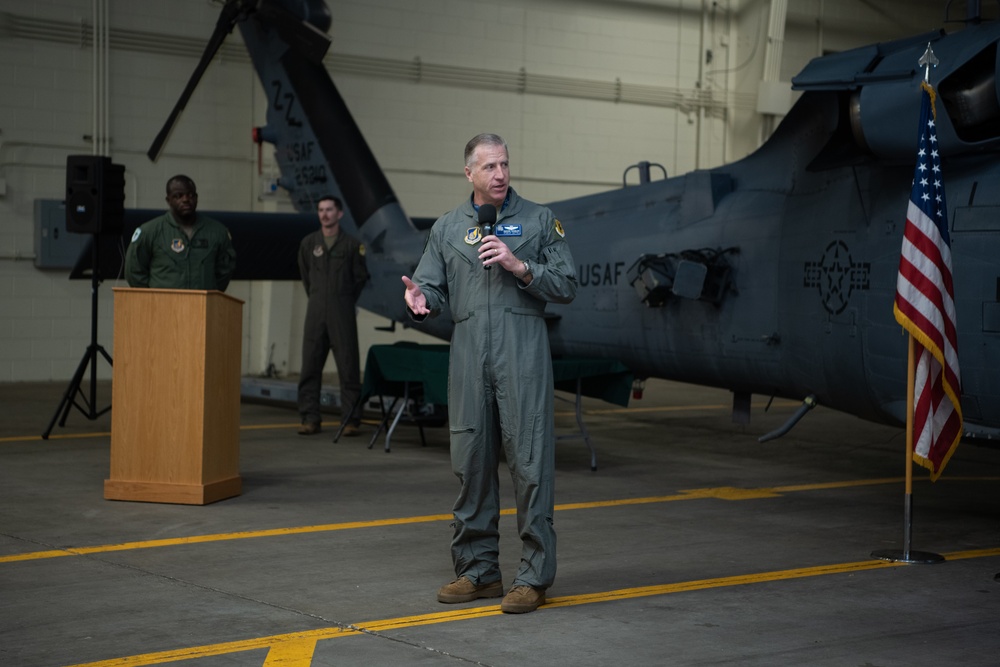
[124,212,236,291]
[409,188,577,590]
[298,229,369,427]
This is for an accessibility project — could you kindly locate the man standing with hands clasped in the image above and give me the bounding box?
[401,133,577,614]
[297,195,369,437]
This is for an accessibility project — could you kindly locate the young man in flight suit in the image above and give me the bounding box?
[402,133,577,613]
[125,175,236,291]
[297,195,369,436]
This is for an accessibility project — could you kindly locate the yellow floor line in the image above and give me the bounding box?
[0,398,802,445]
[64,546,1000,667]
[0,420,377,443]
[0,431,112,443]
[5,476,998,565]
[0,513,453,564]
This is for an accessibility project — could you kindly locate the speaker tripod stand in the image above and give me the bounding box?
[42,236,113,439]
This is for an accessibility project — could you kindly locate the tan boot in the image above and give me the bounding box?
[436,576,503,603]
[500,585,545,613]
[298,422,321,435]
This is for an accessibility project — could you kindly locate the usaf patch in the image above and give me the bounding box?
[496,223,522,237]
[171,238,185,253]
[554,219,566,238]
[130,228,142,243]
[465,227,483,245]
[313,245,324,257]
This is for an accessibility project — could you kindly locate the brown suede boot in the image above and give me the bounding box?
[500,585,545,613]
[436,576,503,603]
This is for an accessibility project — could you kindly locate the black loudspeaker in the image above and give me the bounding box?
[65,155,125,234]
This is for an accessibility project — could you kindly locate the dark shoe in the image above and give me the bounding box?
[341,423,360,437]
[298,422,321,435]
[500,585,545,614]
[437,576,503,604]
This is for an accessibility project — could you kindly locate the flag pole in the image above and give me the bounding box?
[872,42,949,565]
[904,335,915,558]
[871,332,944,565]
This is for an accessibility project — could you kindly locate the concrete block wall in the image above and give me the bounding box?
[0,0,944,383]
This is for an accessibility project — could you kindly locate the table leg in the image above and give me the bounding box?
[384,381,410,453]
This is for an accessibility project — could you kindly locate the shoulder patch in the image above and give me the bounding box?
[554,219,566,238]
[130,228,141,243]
[359,244,366,257]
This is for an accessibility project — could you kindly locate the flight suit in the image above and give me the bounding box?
[409,187,577,590]
[124,212,236,290]
[298,229,369,427]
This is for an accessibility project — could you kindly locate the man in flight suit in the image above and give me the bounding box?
[125,175,236,291]
[402,133,577,614]
[297,195,369,436]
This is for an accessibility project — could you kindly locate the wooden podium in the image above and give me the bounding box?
[105,288,244,505]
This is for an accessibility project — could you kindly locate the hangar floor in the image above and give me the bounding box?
[1,378,998,666]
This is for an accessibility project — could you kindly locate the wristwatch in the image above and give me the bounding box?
[515,259,531,280]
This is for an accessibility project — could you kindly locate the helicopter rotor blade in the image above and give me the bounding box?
[146,1,247,162]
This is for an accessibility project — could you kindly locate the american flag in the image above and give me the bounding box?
[893,80,963,481]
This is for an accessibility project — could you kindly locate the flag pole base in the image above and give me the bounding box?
[870,549,945,564]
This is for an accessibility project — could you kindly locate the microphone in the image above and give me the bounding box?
[478,204,496,270]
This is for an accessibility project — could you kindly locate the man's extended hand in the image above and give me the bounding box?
[401,276,429,315]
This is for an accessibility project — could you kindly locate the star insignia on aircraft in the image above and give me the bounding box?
[803,241,871,315]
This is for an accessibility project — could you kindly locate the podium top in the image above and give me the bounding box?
[112,286,245,305]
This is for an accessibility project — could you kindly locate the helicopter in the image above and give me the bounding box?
[135,0,1000,442]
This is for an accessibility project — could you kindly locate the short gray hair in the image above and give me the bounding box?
[464,133,508,168]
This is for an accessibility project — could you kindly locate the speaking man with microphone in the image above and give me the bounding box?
[401,133,577,614]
